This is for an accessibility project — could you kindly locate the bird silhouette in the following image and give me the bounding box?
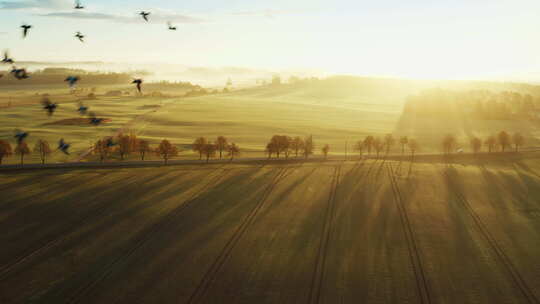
[105,137,117,148]
[21,24,32,38]
[167,22,177,30]
[78,102,88,115]
[132,79,143,93]
[75,32,85,42]
[42,97,58,116]
[140,11,150,22]
[14,130,29,145]
[65,76,80,88]
[58,139,71,155]
[2,51,14,64]
[10,67,29,80]
[88,112,105,125]
[75,0,84,9]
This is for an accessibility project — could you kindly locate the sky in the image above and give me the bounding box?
[1,0,540,82]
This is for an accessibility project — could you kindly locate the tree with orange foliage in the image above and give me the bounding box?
[215,136,228,159]
[0,140,13,165]
[157,139,178,164]
[138,139,152,160]
[33,139,52,164]
[227,143,240,161]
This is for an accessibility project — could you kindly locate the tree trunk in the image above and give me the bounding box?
[206,154,210,163]
[199,151,202,160]
[219,149,223,159]
[20,154,24,165]
[141,152,145,161]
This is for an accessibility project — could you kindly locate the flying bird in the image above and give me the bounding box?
[65,76,80,88]
[132,79,143,93]
[140,11,150,22]
[2,51,14,64]
[21,24,32,38]
[78,102,88,115]
[42,97,58,116]
[10,67,29,80]
[105,137,117,148]
[58,139,71,155]
[14,130,29,145]
[75,32,85,42]
[75,0,84,9]
[167,22,177,30]
[88,112,105,125]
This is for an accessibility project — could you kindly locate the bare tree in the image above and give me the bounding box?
[303,135,314,159]
[157,139,178,164]
[291,136,304,157]
[227,143,240,161]
[0,140,13,165]
[33,139,52,164]
[201,143,217,163]
[216,136,228,159]
[363,136,374,155]
[399,136,408,156]
[408,139,419,177]
[322,144,330,159]
[192,137,207,160]
[484,135,497,153]
[373,137,383,158]
[470,137,482,154]
[498,131,511,152]
[94,139,111,163]
[15,142,30,165]
[513,133,524,152]
[138,139,152,161]
[442,134,457,155]
[354,140,364,158]
[384,134,395,156]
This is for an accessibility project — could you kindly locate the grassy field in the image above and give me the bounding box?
[0,154,539,303]
[1,76,540,165]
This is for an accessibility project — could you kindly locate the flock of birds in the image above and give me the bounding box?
[2,0,174,159]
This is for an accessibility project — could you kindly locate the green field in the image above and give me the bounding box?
[1,154,540,303]
[2,76,540,166]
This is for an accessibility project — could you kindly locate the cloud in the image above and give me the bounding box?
[38,10,206,24]
[0,0,71,10]
[233,9,299,18]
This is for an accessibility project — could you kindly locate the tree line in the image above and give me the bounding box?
[404,89,540,121]
[443,131,525,155]
[0,131,529,166]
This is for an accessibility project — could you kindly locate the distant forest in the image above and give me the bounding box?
[0,68,134,86]
[404,89,540,121]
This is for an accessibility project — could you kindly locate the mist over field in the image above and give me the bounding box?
[2,1,540,303]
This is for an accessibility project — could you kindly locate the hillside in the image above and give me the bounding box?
[1,76,540,165]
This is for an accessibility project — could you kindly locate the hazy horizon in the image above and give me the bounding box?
[1,0,540,83]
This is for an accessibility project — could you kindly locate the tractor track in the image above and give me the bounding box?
[307,165,342,304]
[443,168,540,304]
[63,167,231,304]
[387,163,432,304]
[187,165,296,304]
